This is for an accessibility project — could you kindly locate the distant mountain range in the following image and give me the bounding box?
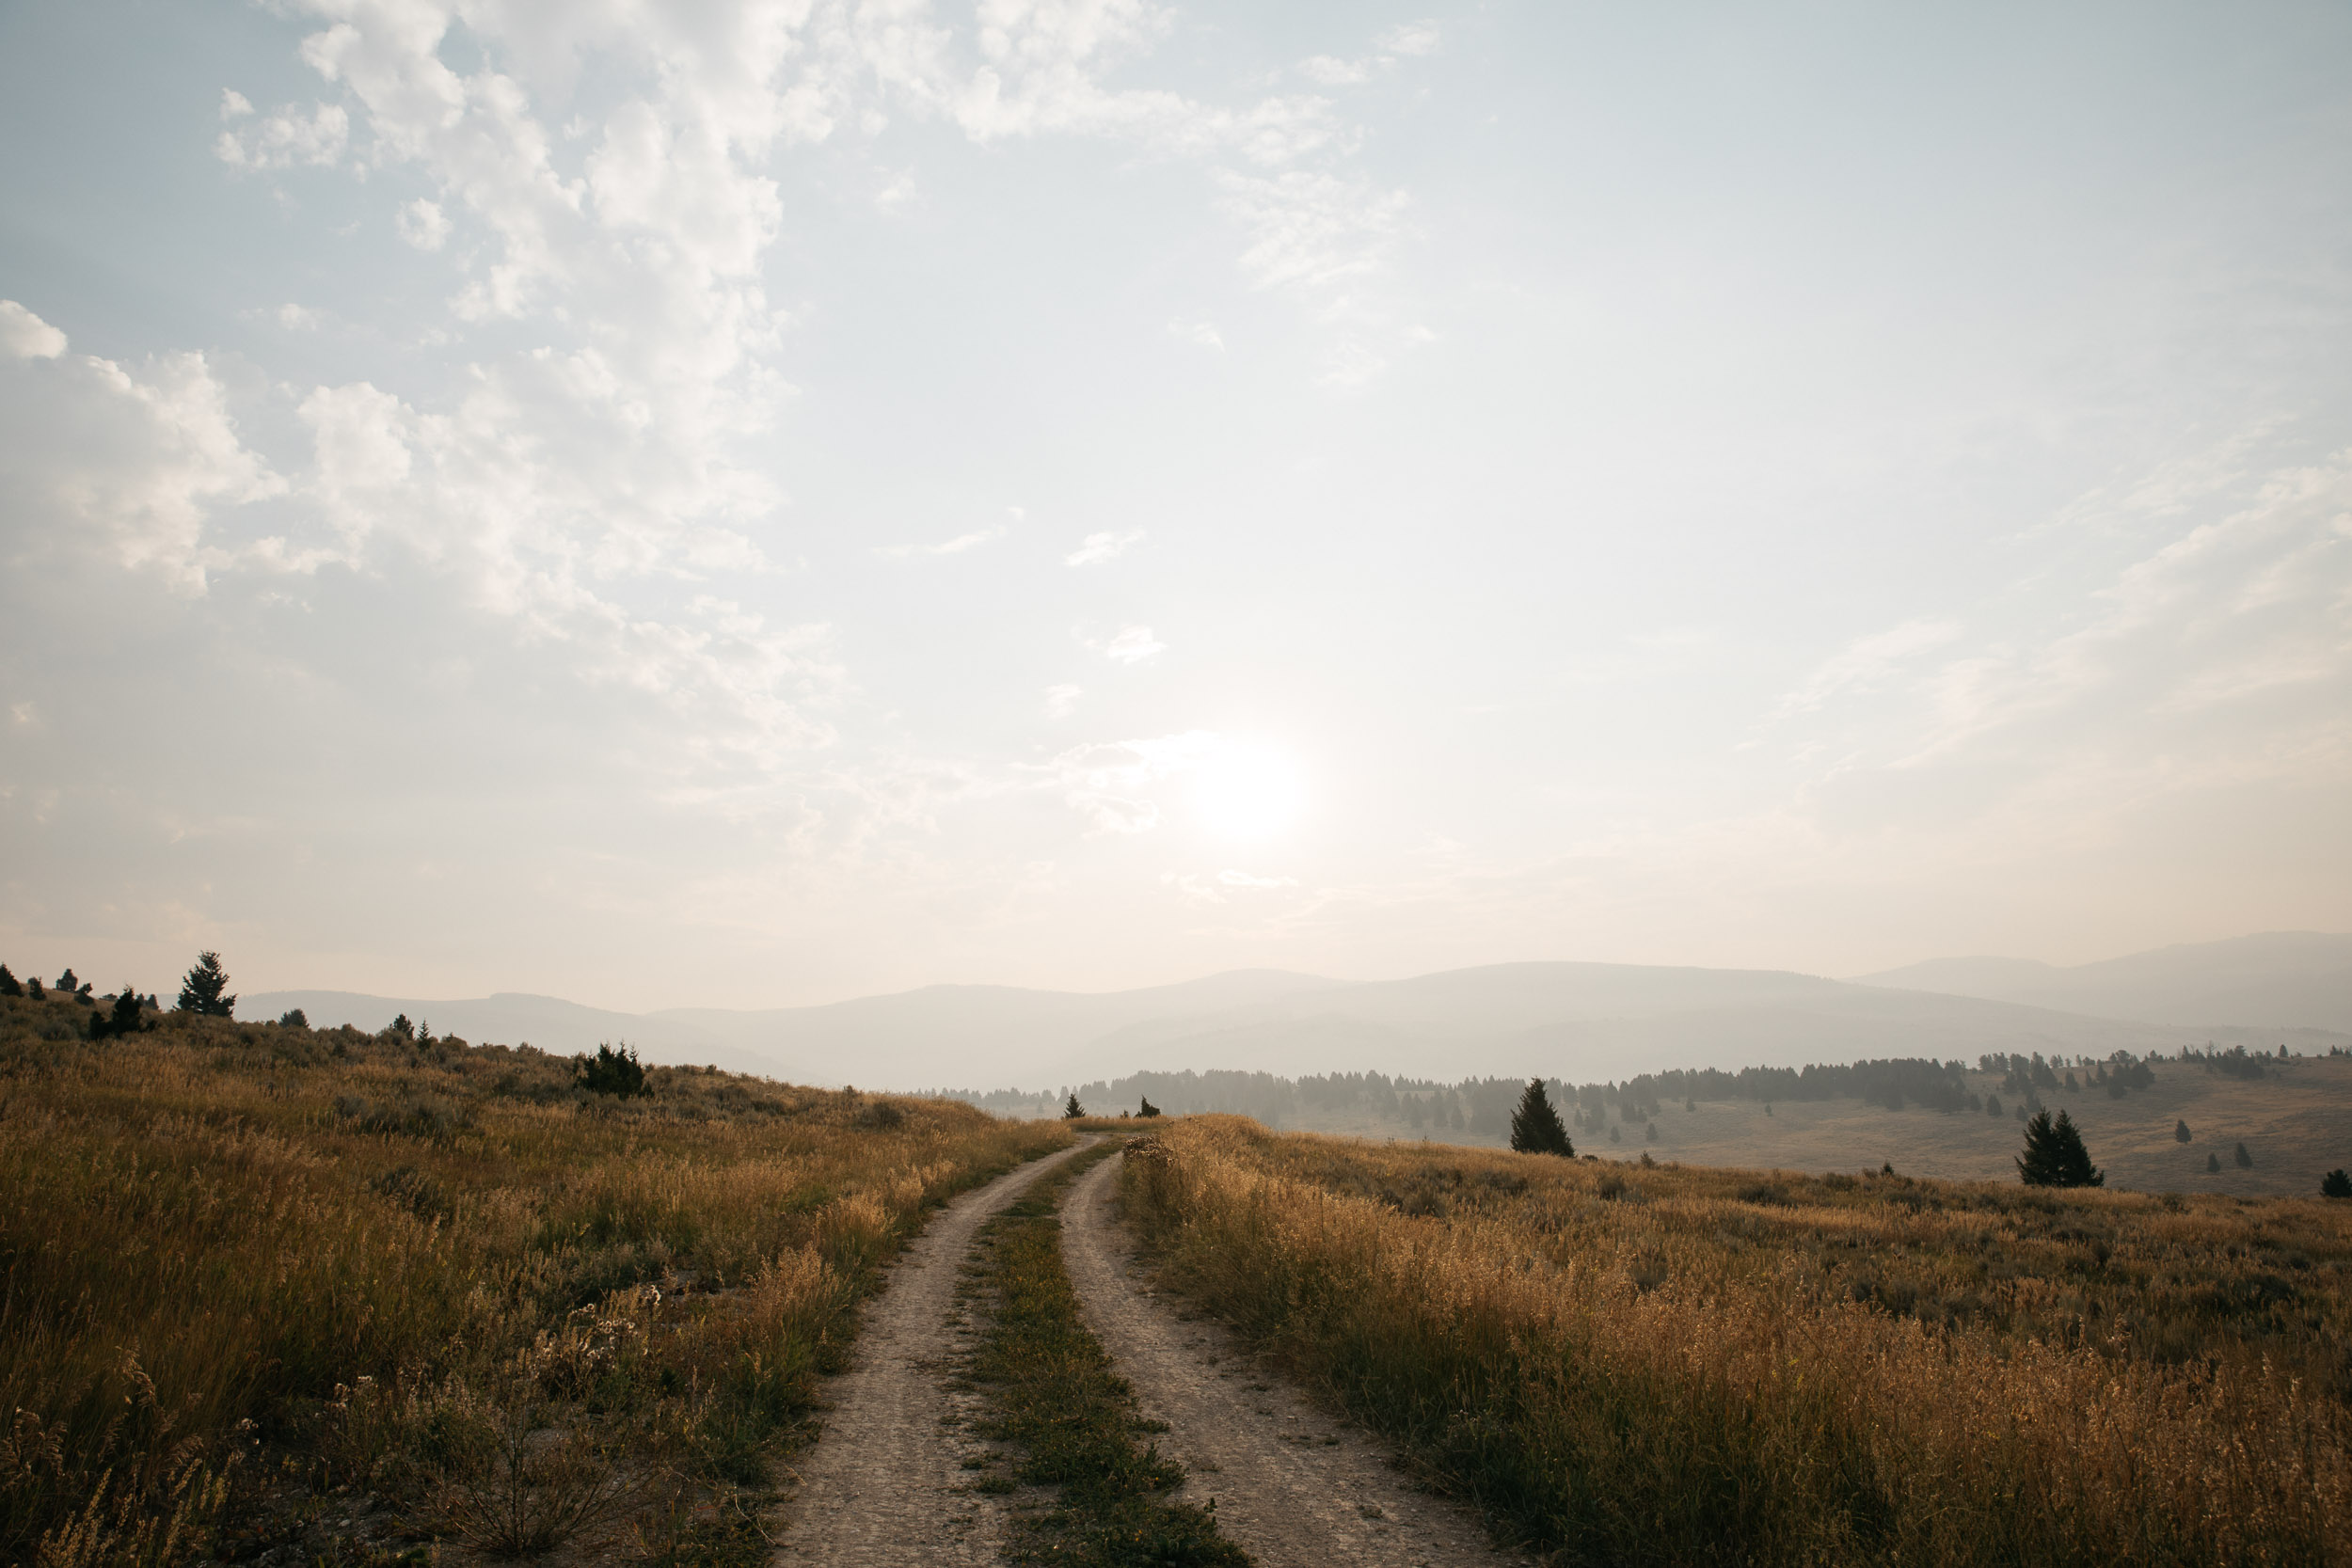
[1854,931,2352,1033]
[244,931,2352,1091]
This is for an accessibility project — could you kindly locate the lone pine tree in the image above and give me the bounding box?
[2323,1169,2352,1199]
[174,951,235,1018]
[88,986,144,1041]
[1509,1077,1575,1157]
[1063,1092,1084,1119]
[2016,1108,2103,1187]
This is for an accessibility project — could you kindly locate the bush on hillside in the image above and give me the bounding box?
[174,951,236,1018]
[577,1042,648,1099]
[1511,1078,1574,1157]
[2323,1169,2352,1199]
[2017,1109,2103,1188]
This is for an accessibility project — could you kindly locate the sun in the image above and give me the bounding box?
[1190,743,1307,841]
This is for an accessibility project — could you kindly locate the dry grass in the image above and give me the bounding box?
[1121,1117,2352,1566]
[0,990,1069,1564]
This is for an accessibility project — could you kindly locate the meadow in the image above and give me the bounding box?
[1121,1116,2352,1566]
[0,988,1068,1565]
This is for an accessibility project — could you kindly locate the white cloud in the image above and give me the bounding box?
[396,198,451,251]
[1216,169,1408,293]
[219,88,253,119]
[1299,56,1372,87]
[1101,625,1166,662]
[1044,683,1083,717]
[1375,22,1442,57]
[1773,618,1963,718]
[276,304,324,332]
[1167,319,1223,351]
[0,301,68,360]
[1065,528,1144,564]
[879,526,1006,559]
[215,101,350,168]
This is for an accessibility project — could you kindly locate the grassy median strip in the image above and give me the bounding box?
[961,1138,1251,1568]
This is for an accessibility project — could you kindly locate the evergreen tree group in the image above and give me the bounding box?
[2322,1169,2352,1199]
[576,1042,648,1098]
[2016,1108,2103,1187]
[1509,1078,1574,1157]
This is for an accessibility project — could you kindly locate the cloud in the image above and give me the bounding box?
[879,525,1006,559]
[1164,868,1302,905]
[1065,528,1144,565]
[219,88,253,119]
[215,101,350,168]
[1100,626,1166,663]
[276,304,325,332]
[1375,22,1442,57]
[1044,683,1083,718]
[396,198,451,251]
[0,301,67,360]
[1773,618,1963,718]
[1167,319,1223,351]
[1216,169,1408,293]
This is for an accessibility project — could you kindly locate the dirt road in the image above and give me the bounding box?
[772,1139,1089,1564]
[1059,1149,1527,1568]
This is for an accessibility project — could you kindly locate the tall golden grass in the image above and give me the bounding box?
[0,992,1067,1563]
[1121,1117,2352,1566]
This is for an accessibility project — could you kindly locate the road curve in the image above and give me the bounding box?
[1059,1148,1530,1568]
[772,1138,1091,1564]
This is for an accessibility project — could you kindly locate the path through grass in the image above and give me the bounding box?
[961,1138,1251,1568]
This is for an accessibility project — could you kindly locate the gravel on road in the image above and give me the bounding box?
[772,1139,1089,1564]
[1059,1148,1532,1568]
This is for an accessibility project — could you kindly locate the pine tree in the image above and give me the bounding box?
[577,1042,647,1098]
[2207,1151,2220,1173]
[1508,1078,1574,1156]
[2322,1169,2352,1199]
[56,968,79,994]
[1986,1093,2004,1117]
[0,964,19,997]
[2234,1142,2253,1169]
[389,1013,413,1039]
[1063,1092,1084,1119]
[2174,1119,2192,1143]
[1137,1096,1161,1118]
[279,1008,309,1028]
[174,952,236,1018]
[90,986,143,1040]
[2015,1108,2103,1187]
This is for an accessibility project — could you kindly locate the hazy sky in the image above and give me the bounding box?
[3,0,2348,1010]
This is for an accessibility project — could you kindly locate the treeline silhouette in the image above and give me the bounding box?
[936,1049,2171,1134]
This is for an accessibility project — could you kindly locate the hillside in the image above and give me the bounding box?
[246,953,2352,1091]
[1858,930,2352,1031]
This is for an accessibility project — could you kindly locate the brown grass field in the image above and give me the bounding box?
[0,990,1069,1566]
[1122,1115,2352,1566]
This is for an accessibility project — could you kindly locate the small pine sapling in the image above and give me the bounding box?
[1508,1078,1574,1157]
[174,951,236,1018]
[2016,1109,2104,1188]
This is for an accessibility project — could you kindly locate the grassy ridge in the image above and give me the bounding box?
[961,1138,1249,1567]
[1120,1117,2352,1566]
[0,990,1069,1563]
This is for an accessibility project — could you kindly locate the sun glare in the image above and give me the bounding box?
[1191,744,1307,840]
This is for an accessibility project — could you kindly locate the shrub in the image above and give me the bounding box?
[1509,1078,1575,1157]
[577,1042,647,1099]
[0,964,18,997]
[2236,1142,2255,1169]
[87,988,144,1042]
[279,1007,308,1028]
[2016,1109,2102,1188]
[173,952,235,1018]
[2323,1170,2352,1199]
[2175,1118,2192,1143]
[1137,1096,1161,1118]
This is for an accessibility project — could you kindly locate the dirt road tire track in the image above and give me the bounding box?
[772,1138,1092,1564]
[1060,1149,1530,1568]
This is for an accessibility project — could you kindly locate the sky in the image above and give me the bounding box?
[2,0,2348,1012]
